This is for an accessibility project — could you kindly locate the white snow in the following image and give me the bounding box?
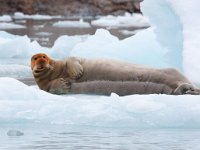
[91,13,150,28]
[0,23,25,29]
[13,12,61,20]
[53,19,91,28]
[0,77,200,128]
[0,15,12,22]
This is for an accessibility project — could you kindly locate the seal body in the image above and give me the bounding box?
[76,58,200,94]
[78,58,190,88]
[31,53,200,95]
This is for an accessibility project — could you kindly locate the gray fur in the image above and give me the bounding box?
[68,80,174,96]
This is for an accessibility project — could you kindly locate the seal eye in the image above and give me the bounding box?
[43,56,46,59]
[34,57,37,61]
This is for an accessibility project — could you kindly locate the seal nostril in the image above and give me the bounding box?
[38,59,45,64]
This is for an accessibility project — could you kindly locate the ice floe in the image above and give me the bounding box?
[0,77,200,128]
[0,15,12,22]
[13,12,61,20]
[53,19,91,28]
[0,23,25,29]
[91,13,150,28]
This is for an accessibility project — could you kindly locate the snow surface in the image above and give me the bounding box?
[53,19,91,28]
[91,13,150,28]
[0,15,12,22]
[0,77,200,128]
[0,23,25,29]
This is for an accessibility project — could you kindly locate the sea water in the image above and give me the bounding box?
[1,123,200,150]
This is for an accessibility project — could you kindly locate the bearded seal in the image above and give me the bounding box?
[31,53,200,95]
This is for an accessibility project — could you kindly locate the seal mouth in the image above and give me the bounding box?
[33,65,45,73]
[33,58,48,71]
[33,63,53,73]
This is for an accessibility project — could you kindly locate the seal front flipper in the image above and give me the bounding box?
[65,57,83,80]
[48,78,71,94]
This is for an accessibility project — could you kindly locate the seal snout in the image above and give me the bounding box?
[37,58,47,67]
[31,53,50,71]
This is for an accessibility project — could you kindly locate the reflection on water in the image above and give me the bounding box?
[5,18,146,47]
[1,124,200,150]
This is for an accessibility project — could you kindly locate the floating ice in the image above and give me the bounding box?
[0,23,25,29]
[13,12,61,20]
[120,29,144,35]
[70,28,169,68]
[35,32,53,36]
[141,0,200,85]
[0,64,31,78]
[7,130,24,136]
[142,0,183,71]
[0,77,200,128]
[33,25,45,30]
[0,15,12,22]
[51,35,88,59]
[53,19,91,28]
[0,31,49,59]
[0,22,169,68]
[167,0,200,85]
[91,13,150,28]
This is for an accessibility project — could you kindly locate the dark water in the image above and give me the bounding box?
[1,124,200,150]
[5,18,146,47]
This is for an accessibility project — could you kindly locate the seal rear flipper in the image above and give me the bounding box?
[186,88,200,95]
[173,83,200,95]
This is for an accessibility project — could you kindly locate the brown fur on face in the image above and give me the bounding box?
[31,53,52,71]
